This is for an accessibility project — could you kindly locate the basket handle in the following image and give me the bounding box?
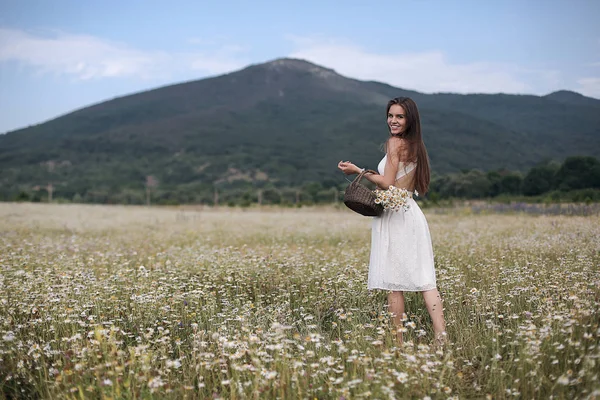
[352,169,379,184]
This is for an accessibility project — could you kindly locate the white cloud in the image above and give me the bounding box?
[286,36,560,95]
[186,45,249,75]
[0,28,247,80]
[576,77,600,98]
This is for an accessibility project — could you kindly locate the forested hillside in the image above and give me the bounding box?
[1,58,599,204]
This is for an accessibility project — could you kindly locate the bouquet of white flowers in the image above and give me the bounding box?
[373,186,417,212]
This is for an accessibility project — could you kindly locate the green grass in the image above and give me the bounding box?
[0,203,598,399]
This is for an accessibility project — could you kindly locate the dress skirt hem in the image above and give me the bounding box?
[367,285,437,292]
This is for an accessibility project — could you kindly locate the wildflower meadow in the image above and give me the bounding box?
[0,203,598,399]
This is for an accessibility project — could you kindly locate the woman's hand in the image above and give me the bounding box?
[338,160,362,175]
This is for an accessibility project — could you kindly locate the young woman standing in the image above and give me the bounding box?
[338,97,447,346]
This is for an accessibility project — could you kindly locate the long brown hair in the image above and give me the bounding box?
[386,97,431,195]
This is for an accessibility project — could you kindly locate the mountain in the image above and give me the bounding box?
[543,90,600,107]
[1,58,599,203]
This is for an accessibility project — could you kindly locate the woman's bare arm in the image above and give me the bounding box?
[337,137,406,189]
[363,137,405,189]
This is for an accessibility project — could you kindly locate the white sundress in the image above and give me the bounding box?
[367,155,437,292]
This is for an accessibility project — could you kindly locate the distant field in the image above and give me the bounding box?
[1,203,599,399]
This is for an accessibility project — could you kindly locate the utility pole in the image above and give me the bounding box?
[145,175,158,206]
[46,160,55,203]
[46,183,53,203]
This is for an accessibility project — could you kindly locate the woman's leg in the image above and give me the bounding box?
[387,291,406,345]
[422,288,447,344]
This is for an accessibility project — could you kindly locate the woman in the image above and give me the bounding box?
[337,97,446,346]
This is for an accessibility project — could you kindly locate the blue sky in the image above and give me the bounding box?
[0,0,599,133]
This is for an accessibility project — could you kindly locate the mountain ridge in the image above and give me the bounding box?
[4,58,597,134]
[1,57,599,202]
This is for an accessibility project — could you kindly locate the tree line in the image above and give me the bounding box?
[428,155,600,202]
[8,156,600,206]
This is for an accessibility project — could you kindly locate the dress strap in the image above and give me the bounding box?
[396,162,416,178]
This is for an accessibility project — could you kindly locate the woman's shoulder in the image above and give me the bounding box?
[386,136,409,160]
[387,136,408,151]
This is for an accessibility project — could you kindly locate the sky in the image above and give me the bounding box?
[0,0,599,134]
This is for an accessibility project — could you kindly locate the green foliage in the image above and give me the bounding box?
[554,156,600,191]
[430,156,599,201]
[431,169,491,199]
[14,191,30,202]
[499,172,523,195]
[522,161,560,196]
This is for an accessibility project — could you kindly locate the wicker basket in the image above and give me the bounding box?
[343,169,384,216]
